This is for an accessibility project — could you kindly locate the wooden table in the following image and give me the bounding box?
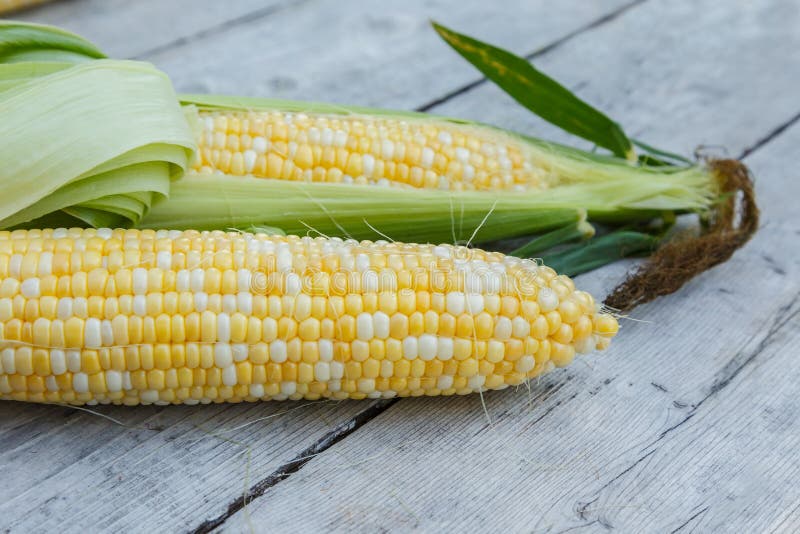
[3,1,799,532]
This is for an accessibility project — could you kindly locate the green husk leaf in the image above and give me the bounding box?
[0,57,195,228]
[510,216,594,258]
[432,21,635,161]
[141,175,583,243]
[540,230,660,276]
[0,21,105,62]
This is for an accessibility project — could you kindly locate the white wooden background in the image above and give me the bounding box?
[2,0,799,532]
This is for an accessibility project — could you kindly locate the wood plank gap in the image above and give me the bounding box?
[586,290,800,500]
[416,0,648,113]
[131,0,314,60]
[739,109,800,159]
[190,399,398,534]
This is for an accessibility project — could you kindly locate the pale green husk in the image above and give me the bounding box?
[0,22,194,228]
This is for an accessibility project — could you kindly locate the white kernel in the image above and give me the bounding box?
[402,337,418,359]
[45,376,58,392]
[96,228,113,240]
[356,253,370,272]
[156,251,172,271]
[190,269,205,292]
[515,355,536,373]
[362,154,375,177]
[18,278,39,299]
[463,164,475,181]
[418,334,437,360]
[380,360,394,378]
[106,370,123,392]
[57,298,73,320]
[66,350,81,373]
[140,390,159,403]
[421,147,435,167]
[280,381,297,395]
[537,287,559,311]
[446,292,466,315]
[270,340,287,363]
[232,343,249,362]
[334,130,348,147]
[237,292,253,315]
[1,348,15,374]
[194,292,208,312]
[249,383,265,398]
[468,375,486,390]
[214,343,233,367]
[330,361,345,380]
[358,378,375,393]
[438,131,453,145]
[494,317,512,340]
[356,312,374,340]
[373,312,390,339]
[84,318,102,348]
[222,364,238,387]
[309,341,330,365]
[252,136,268,153]
[511,316,530,338]
[307,128,320,144]
[176,270,190,292]
[455,147,470,162]
[381,139,395,160]
[244,149,257,172]
[237,269,252,292]
[37,252,53,276]
[285,273,302,296]
[437,375,454,390]
[132,295,146,316]
[8,254,21,277]
[222,294,237,314]
[433,246,450,259]
[321,128,334,146]
[437,337,454,360]
[72,372,89,393]
[50,349,66,375]
[466,294,484,314]
[314,362,331,381]
[132,267,148,295]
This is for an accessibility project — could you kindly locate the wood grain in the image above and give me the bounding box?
[2,0,799,532]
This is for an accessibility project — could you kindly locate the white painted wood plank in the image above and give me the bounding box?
[433,0,800,161]
[219,0,800,530]
[145,0,635,108]
[1,2,641,532]
[0,399,374,533]
[14,0,298,58]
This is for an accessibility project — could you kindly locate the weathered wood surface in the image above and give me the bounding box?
[3,0,799,532]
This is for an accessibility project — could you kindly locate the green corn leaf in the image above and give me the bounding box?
[540,230,660,276]
[433,22,636,161]
[509,216,595,258]
[0,21,105,62]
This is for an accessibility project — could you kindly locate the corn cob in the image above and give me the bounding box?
[192,109,549,192]
[0,228,617,405]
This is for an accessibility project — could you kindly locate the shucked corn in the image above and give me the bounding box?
[0,228,618,405]
[192,110,553,192]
